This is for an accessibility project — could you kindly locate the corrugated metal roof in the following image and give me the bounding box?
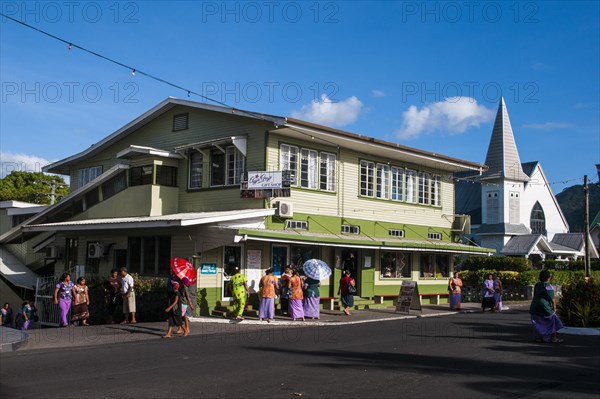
[0,246,39,290]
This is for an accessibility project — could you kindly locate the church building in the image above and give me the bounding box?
[456,98,597,262]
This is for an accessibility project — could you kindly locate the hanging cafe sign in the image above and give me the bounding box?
[241,171,291,198]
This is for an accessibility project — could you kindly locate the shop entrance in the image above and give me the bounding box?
[341,249,360,296]
[222,246,242,301]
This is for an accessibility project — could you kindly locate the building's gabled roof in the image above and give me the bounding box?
[521,161,539,177]
[0,164,129,244]
[44,97,487,176]
[43,98,287,175]
[552,233,584,251]
[502,234,550,256]
[551,233,599,258]
[480,98,530,182]
[0,245,40,289]
[478,223,530,235]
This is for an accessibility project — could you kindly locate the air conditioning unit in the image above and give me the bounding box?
[45,246,60,259]
[277,201,294,218]
[87,243,104,259]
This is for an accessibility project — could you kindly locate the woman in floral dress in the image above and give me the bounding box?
[230,267,249,321]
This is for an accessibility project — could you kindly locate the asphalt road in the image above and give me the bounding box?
[1,309,599,399]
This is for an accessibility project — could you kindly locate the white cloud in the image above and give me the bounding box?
[372,90,386,98]
[0,151,51,178]
[396,97,495,139]
[523,122,573,130]
[291,94,363,127]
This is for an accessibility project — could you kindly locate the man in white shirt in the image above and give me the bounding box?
[120,267,137,324]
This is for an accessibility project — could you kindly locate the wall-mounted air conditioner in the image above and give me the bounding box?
[277,201,294,218]
[87,243,104,259]
[45,246,60,259]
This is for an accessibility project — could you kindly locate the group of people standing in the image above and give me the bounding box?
[229,266,357,322]
[1,301,37,330]
[52,267,137,328]
[481,273,503,312]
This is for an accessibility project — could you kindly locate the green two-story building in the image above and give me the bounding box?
[1,97,493,312]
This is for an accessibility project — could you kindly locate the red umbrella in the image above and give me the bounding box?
[170,257,197,286]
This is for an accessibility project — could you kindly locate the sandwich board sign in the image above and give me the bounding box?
[395,281,422,314]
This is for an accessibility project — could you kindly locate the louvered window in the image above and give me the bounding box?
[173,113,189,131]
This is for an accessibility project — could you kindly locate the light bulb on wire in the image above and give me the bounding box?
[131,69,136,76]
[68,43,72,50]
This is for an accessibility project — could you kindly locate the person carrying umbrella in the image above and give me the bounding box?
[302,259,331,320]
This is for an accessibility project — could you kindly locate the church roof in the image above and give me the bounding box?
[521,161,539,177]
[454,171,482,225]
[502,234,549,255]
[551,233,584,251]
[480,98,530,182]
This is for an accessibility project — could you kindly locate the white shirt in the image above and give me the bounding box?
[121,274,134,294]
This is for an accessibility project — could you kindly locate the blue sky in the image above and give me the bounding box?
[1,1,598,193]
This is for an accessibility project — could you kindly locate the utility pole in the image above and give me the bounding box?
[584,175,591,277]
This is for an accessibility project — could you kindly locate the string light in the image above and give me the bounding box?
[131,69,136,76]
[67,43,72,50]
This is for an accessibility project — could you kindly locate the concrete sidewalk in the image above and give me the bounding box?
[3,302,525,352]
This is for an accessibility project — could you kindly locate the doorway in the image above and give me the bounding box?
[341,249,359,296]
[222,246,242,301]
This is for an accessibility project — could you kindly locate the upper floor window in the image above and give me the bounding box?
[360,160,375,197]
[280,144,299,186]
[300,149,318,189]
[173,113,189,131]
[418,172,431,205]
[156,165,178,187]
[130,165,154,186]
[391,166,404,201]
[405,169,417,203]
[226,146,244,185]
[102,171,127,200]
[189,151,203,189]
[78,166,102,187]
[376,164,390,199]
[320,152,336,192]
[431,176,441,206]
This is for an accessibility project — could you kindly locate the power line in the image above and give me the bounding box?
[0,13,271,122]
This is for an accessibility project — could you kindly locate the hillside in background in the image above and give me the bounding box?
[556,184,600,232]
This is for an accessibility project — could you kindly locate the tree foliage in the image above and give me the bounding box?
[556,183,600,232]
[0,171,69,205]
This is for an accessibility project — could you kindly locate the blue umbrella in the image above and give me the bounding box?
[302,259,332,280]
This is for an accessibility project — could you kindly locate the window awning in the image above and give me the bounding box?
[236,229,495,255]
[174,136,247,157]
[0,246,39,290]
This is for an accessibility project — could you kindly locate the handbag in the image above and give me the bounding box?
[347,281,357,295]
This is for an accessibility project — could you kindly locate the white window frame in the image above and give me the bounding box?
[388,229,405,238]
[428,232,442,240]
[226,146,245,185]
[78,166,103,187]
[391,166,404,202]
[431,175,441,206]
[418,172,431,205]
[376,163,390,199]
[341,224,360,234]
[285,220,308,230]
[189,150,204,189]
[320,152,336,192]
[405,169,417,203]
[300,148,318,189]
[360,160,375,197]
[280,144,299,187]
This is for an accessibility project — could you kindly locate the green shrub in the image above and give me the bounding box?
[557,277,600,327]
[131,273,167,293]
[462,256,529,272]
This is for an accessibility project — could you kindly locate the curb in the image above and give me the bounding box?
[0,328,28,352]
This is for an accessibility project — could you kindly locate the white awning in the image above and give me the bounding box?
[0,246,39,290]
[174,136,247,157]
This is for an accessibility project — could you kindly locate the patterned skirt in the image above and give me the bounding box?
[71,303,89,322]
